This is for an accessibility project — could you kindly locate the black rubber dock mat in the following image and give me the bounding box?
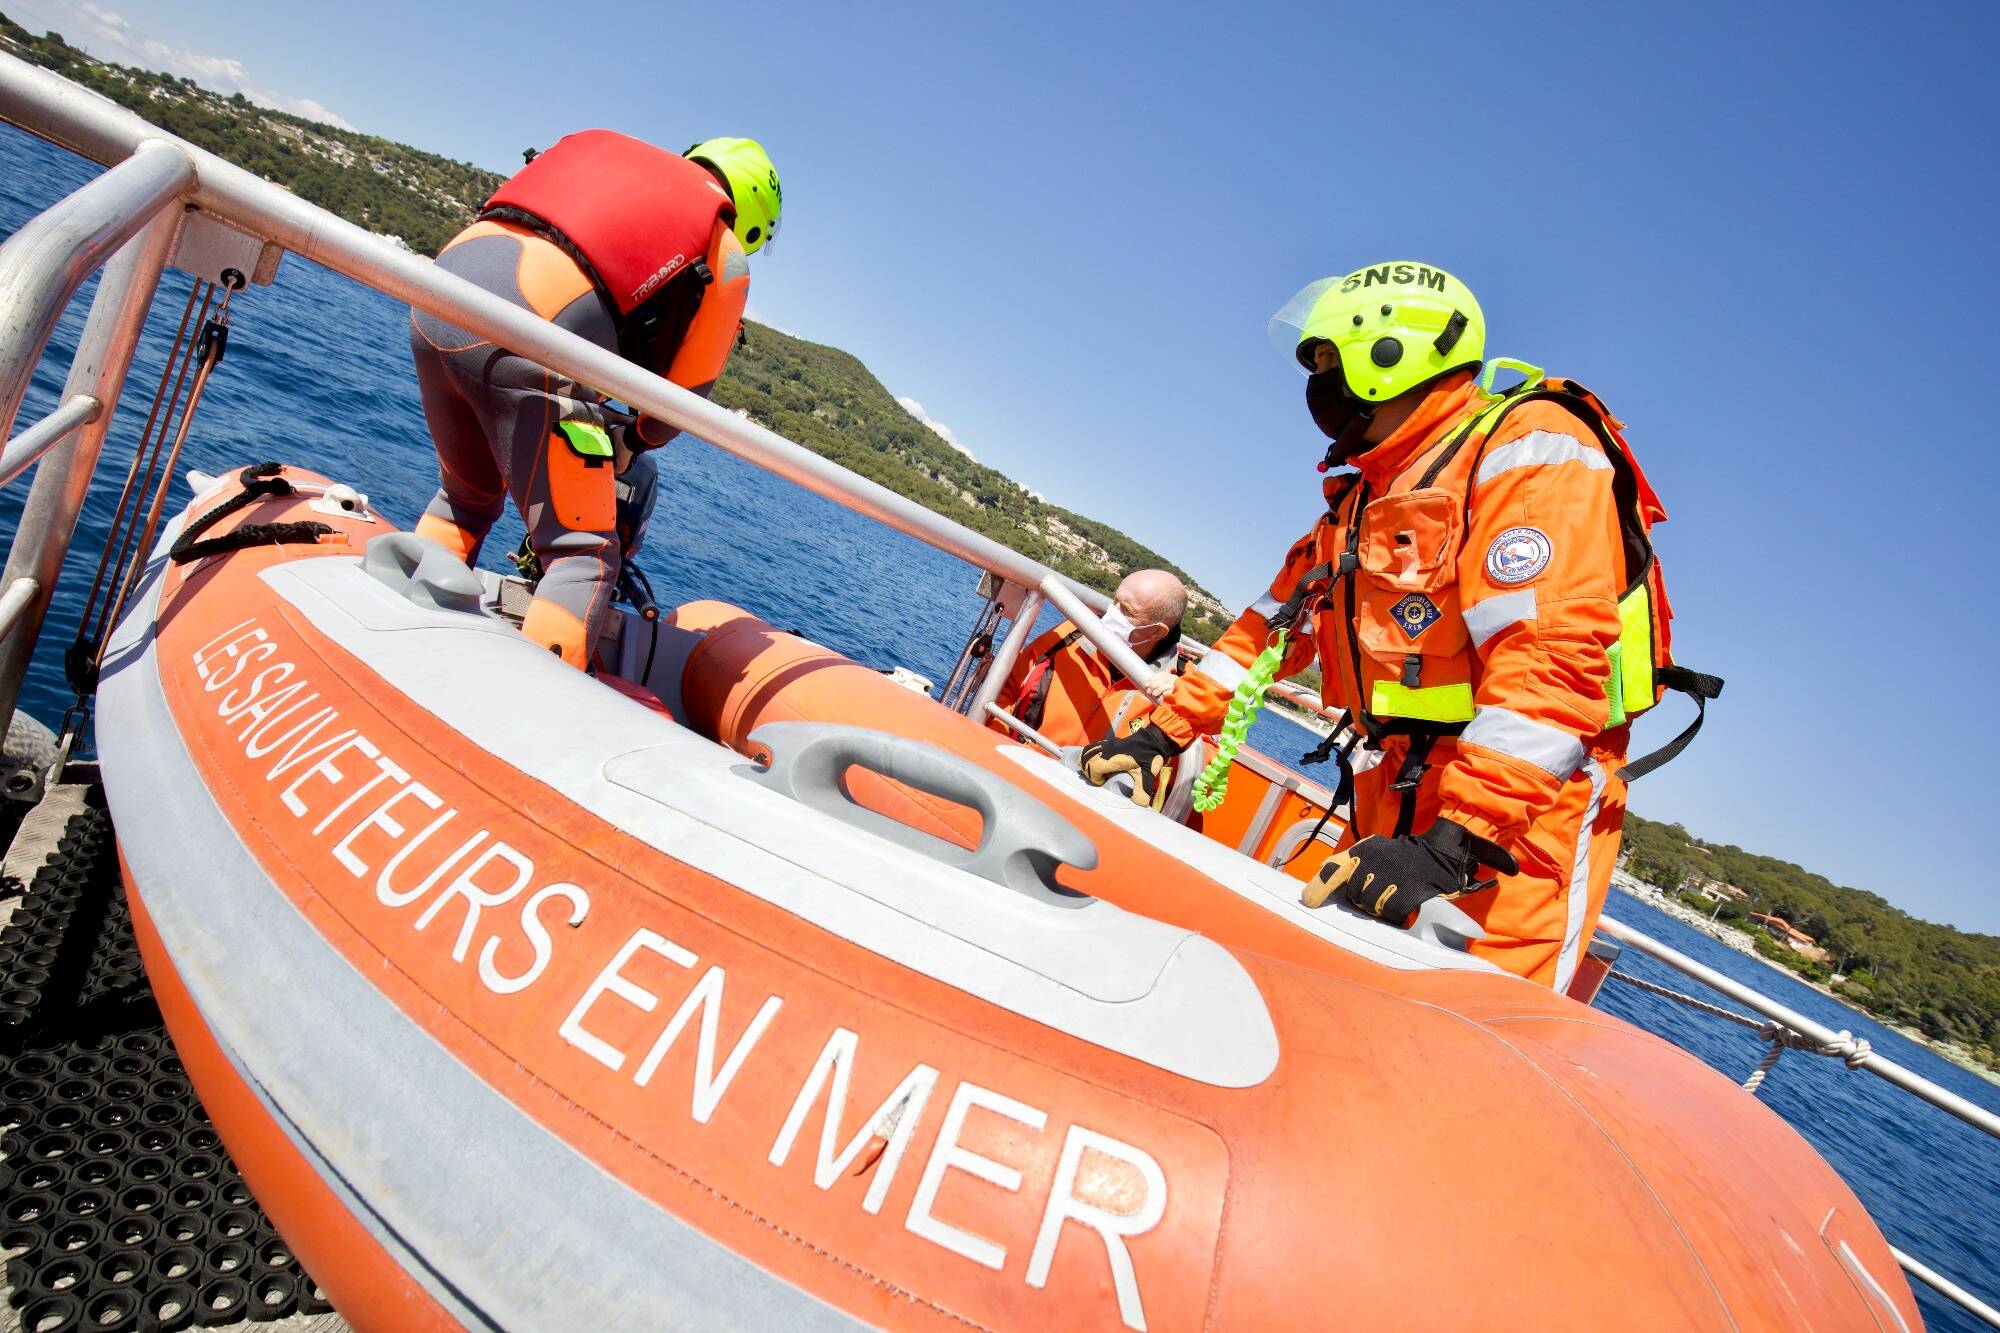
[1,788,339,1331]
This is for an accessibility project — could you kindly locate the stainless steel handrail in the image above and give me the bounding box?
[969,587,1047,718]
[0,575,38,639]
[0,390,98,487]
[1892,1245,2000,1329]
[0,53,1158,692]
[1596,913,2000,1144]
[0,195,182,731]
[0,139,188,443]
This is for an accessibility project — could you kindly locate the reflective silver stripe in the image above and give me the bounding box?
[1475,430,1612,485]
[1459,706,1584,778]
[1194,648,1249,691]
[1462,588,1537,649]
[1248,591,1284,621]
[1553,760,1607,992]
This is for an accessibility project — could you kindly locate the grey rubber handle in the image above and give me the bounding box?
[1409,897,1487,951]
[746,722,1098,905]
[362,532,488,616]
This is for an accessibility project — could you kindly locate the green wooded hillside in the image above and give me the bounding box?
[0,14,1236,636]
[0,16,504,254]
[711,322,1234,633]
[1622,814,2000,1069]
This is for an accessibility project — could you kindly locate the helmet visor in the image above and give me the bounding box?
[1267,277,1341,373]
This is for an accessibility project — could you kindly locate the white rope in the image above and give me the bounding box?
[1607,970,1873,1095]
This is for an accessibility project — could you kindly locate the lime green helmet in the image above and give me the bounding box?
[686,137,782,254]
[1268,262,1485,401]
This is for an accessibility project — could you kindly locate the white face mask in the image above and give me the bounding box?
[1097,604,1157,650]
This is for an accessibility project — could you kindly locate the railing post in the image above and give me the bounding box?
[970,588,1045,720]
[0,393,101,488]
[0,141,192,444]
[0,205,180,738]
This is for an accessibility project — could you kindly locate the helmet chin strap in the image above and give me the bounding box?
[1305,368,1376,469]
[1310,404,1377,472]
[1325,409,1374,468]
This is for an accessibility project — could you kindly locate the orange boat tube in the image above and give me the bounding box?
[95,467,1921,1330]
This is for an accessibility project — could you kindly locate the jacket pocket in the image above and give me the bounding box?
[1357,488,1463,594]
[1354,519,1473,724]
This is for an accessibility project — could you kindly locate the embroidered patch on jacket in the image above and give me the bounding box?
[1485,527,1552,585]
[1390,593,1441,639]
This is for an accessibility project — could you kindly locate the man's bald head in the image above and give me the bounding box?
[1114,569,1187,656]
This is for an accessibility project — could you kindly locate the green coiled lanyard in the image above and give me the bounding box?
[1190,631,1289,813]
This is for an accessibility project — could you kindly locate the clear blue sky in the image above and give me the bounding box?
[12,0,1999,931]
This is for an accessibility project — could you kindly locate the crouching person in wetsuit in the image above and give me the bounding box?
[410,133,781,666]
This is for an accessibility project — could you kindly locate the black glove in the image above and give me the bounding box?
[1301,817,1519,925]
[1078,721,1185,812]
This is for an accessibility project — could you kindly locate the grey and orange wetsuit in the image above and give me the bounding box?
[410,132,748,667]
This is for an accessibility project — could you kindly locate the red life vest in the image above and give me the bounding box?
[480,129,733,319]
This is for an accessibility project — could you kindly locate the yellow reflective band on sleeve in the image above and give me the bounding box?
[557,420,614,459]
[1606,640,1627,729]
[1616,582,1655,720]
[1369,680,1475,723]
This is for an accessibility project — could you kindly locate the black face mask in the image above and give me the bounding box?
[1305,370,1374,465]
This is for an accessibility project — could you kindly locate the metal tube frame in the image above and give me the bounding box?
[982,703,1064,758]
[1596,914,2000,1143]
[1891,1245,2000,1329]
[0,391,98,488]
[1,49,1995,1327]
[0,199,183,734]
[0,575,39,640]
[0,140,190,442]
[968,588,1046,720]
[0,52,1145,683]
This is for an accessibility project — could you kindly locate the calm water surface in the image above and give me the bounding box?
[3,127,1995,1329]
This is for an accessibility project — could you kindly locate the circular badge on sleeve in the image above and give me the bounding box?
[1485,527,1552,585]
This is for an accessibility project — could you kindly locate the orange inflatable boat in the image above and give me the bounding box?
[94,465,1922,1330]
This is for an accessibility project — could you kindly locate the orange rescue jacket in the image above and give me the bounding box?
[1151,375,1631,852]
[990,621,1175,750]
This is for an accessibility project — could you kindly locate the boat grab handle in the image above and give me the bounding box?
[745,722,1099,906]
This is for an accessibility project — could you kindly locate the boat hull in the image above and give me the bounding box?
[96,468,1923,1331]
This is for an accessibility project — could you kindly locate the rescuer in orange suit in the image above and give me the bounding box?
[410,133,781,667]
[1082,263,1634,990]
[988,569,1187,748]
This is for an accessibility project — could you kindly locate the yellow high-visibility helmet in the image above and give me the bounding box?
[1269,261,1485,400]
[686,137,782,254]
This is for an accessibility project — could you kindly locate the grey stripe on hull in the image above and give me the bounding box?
[97,536,863,1333]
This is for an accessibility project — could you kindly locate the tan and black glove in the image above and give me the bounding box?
[1078,721,1184,812]
[1302,817,1519,925]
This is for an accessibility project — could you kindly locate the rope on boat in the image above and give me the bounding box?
[52,271,245,781]
[1606,968,1873,1094]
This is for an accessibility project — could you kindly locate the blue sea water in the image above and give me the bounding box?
[2,126,1995,1328]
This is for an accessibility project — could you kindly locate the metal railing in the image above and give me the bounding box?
[0,53,1158,741]
[1597,913,2000,1144]
[0,131,188,724]
[1597,914,2000,1326]
[0,49,1994,1327]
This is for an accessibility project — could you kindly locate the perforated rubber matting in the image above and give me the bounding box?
[0,786,346,1332]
